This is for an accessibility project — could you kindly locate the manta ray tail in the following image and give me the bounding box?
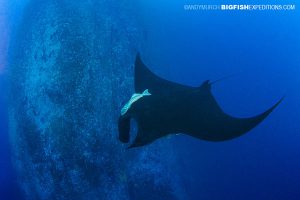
[210,74,237,85]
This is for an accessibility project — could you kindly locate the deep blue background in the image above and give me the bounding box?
[0,1,29,199]
[0,77,25,199]
[138,1,300,199]
[0,77,24,199]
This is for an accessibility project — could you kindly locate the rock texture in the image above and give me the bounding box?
[9,0,185,199]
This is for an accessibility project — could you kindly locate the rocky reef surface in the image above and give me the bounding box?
[8,0,185,199]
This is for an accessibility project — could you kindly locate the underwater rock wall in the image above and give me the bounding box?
[9,0,185,199]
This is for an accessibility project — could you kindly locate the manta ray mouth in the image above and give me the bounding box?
[118,116,138,145]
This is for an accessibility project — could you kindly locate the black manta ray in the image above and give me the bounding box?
[118,54,283,148]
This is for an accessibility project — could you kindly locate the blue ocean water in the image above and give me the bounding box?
[1,0,300,199]
[0,78,24,199]
[138,1,300,199]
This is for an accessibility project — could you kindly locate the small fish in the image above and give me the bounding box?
[121,89,151,116]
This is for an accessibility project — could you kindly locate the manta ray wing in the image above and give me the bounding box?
[135,53,190,94]
[185,95,284,141]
